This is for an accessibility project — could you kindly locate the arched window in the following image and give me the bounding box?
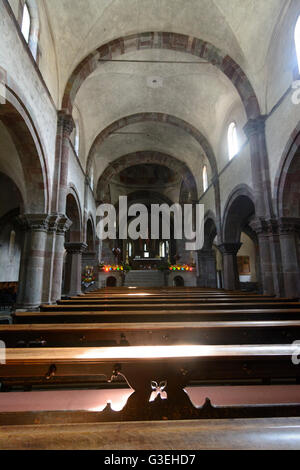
[21,3,31,43]
[295,16,300,74]
[144,243,149,257]
[228,122,239,160]
[89,165,94,191]
[160,241,166,258]
[127,242,132,258]
[202,165,208,192]
[74,122,80,155]
[20,0,39,60]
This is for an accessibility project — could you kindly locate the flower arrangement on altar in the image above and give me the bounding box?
[99,264,132,273]
[82,266,96,287]
[169,264,194,272]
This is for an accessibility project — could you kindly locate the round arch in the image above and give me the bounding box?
[88,113,218,178]
[65,185,83,242]
[62,31,260,121]
[173,276,185,287]
[203,211,218,250]
[106,276,117,287]
[222,184,256,243]
[125,190,175,208]
[274,123,300,218]
[97,151,198,203]
[0,86,49,213]
[86,216,96,251]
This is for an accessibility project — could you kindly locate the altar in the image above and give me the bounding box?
[131,257,167,270]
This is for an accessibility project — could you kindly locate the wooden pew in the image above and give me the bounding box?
[57,296,284,306]
[0,344,300,395]
[13,308,300,324]
[1,320,300,347]
[39,301,300,313]
[3,286,300,431]
[78,292,271,299]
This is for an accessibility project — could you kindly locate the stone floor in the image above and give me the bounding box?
[1,418,300,450]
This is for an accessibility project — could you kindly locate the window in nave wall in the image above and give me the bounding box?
[89,165,94,191]
[228,122,239,161]
[20,0,39,61]
[74,121,80,156]
[295,16,300,74]
[21,2,30,43]
[202,165,208,193]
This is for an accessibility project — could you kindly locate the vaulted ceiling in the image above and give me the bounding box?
[43,0,290,191]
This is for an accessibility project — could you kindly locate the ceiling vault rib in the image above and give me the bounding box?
[98,59,209,64]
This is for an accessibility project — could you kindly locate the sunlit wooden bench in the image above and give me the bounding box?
[13,307,300,324]
[1,320,300,347]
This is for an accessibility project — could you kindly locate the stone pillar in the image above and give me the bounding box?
[51,216,72,303]
[244,117,285,297]
[42,214,60,304]
[244,116,273,219]
[64,242,87,297]
[51,111,75,214]
[279,218,300,299]
[16,214,49,310]
[82,250,98,289]
[218,243,242,291]
[257,231,275,296]
[251,218,284,296]
[95,237,101,263]
[196,249,217,288]
[267,220,285,297]
[175,239,190,264]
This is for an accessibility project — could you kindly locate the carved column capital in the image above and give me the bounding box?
[278,217,300,235]
[218,243,242,256]
[57,110,75,136]
[64,242,87,254]
[46,214,61,233]
[56,215,72,235]
[243,115,267,139]
[16,214,50,232]
[249,217,279,236]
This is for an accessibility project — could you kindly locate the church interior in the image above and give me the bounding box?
[0,0,300,450]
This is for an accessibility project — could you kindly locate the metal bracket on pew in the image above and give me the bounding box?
[17,339,47,348]
[45,365,57,381]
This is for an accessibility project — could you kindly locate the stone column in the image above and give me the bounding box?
[218,243,242,291]
[250,218,284,296]
[64,242,87,297]
[243,116,273,220]
[16,214,49,310]
[175,239,191,264]
[255,225,275,296]
[51,216,72,303]
[196,249,217,288]
[279,218,300,299]
[244,117,285,296]
[51,111,75,214]
[42,214,60,304]
[82,250,98,290]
